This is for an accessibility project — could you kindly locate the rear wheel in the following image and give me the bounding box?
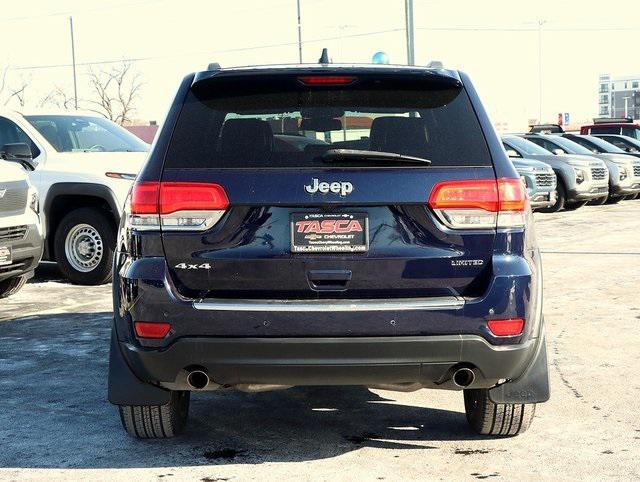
[0,275,28,299]
[118,391,190,438]
[537,182,565,213]
[54,207,115,285]
[464,389,536,436]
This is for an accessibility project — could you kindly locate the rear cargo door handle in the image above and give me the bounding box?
[307,269,352,291]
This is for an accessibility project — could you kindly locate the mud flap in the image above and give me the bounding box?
[107,329,171,406]
[488,333,550,404]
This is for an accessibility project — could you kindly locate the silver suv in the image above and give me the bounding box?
[0,151,43,298]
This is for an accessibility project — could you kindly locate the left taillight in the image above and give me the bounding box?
[428,178,527,229]
[127,181,229,231]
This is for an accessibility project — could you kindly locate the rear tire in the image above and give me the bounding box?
[118,391,190,438]
[538,182,565,213]
[54,207,115,285]
[0,275,28,299]
[464,389,536,436]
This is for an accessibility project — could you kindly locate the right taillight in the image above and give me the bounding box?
[127,181,229,231]
[428,178,526,229]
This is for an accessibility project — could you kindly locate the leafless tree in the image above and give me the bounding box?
[39,86,76,109]
[4,81,28,107]
[0,67,30,108]
[85,62,142,125]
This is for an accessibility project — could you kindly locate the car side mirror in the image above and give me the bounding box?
[1,142,36,170]
[505,149,519,158]
[552,148,564,155]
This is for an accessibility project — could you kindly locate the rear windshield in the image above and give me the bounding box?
[165,74,491,169]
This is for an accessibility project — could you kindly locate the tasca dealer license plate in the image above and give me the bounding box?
[291,213,369,253]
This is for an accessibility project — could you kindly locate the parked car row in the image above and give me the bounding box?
[503,121,640,213]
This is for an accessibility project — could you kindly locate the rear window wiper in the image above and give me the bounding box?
[320,149,432,165]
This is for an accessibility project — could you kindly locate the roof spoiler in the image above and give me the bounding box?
[529,124,564,133]
[593,117,633,124]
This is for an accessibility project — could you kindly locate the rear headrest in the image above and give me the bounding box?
[218,119,273,160]
[369,117,429,157]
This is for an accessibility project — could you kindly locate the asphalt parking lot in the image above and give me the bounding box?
[1,202,639,481]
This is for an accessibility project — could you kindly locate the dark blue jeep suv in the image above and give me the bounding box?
[108,63,549,438]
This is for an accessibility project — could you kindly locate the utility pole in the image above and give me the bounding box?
[69,16,78,109]
[296,0,303,63]
[405,0,415,65]
[537,20,546,123]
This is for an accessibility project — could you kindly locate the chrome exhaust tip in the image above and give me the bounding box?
[186,370,210,390]
[452,367,475,388]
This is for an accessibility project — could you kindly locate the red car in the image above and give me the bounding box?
[580,117,640,140]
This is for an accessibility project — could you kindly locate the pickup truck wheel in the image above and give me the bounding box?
[464,388,536,436]
[537,182,565,213]
[118,391,190,438]
[54,207,115,285]
[0,275,28,299]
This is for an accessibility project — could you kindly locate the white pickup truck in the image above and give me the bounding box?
[0,110,149,285]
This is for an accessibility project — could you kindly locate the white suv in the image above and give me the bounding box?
[0,110,149,285]
[0,157,43,298]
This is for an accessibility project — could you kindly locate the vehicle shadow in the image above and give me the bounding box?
[0,311,490,470]
[31,261,68,283]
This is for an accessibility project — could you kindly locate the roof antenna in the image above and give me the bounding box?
[318,48,330,64]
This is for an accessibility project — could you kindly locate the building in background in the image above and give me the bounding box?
[125,121,159,144]
[598,74,640,119]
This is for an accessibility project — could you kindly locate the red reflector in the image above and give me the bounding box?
[298,75,357,85]
[429,179,499,212]
[130,182,160,214]
[159,182,229,215]
[428,178,526,212]
[134,322,172,339]
[487,318,524,337]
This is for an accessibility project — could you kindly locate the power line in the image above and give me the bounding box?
[0,0,167,23]
[416,25,640,32]
[9,27,405,72]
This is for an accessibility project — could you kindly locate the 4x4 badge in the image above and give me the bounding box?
[304,178,353,197]
[174,263,212,270]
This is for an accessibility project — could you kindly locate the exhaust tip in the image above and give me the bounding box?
[187,370,209,390]
[452,367,475,388]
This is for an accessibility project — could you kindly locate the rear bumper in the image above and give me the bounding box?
[117,333,539,391]
[110,250,545,400]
